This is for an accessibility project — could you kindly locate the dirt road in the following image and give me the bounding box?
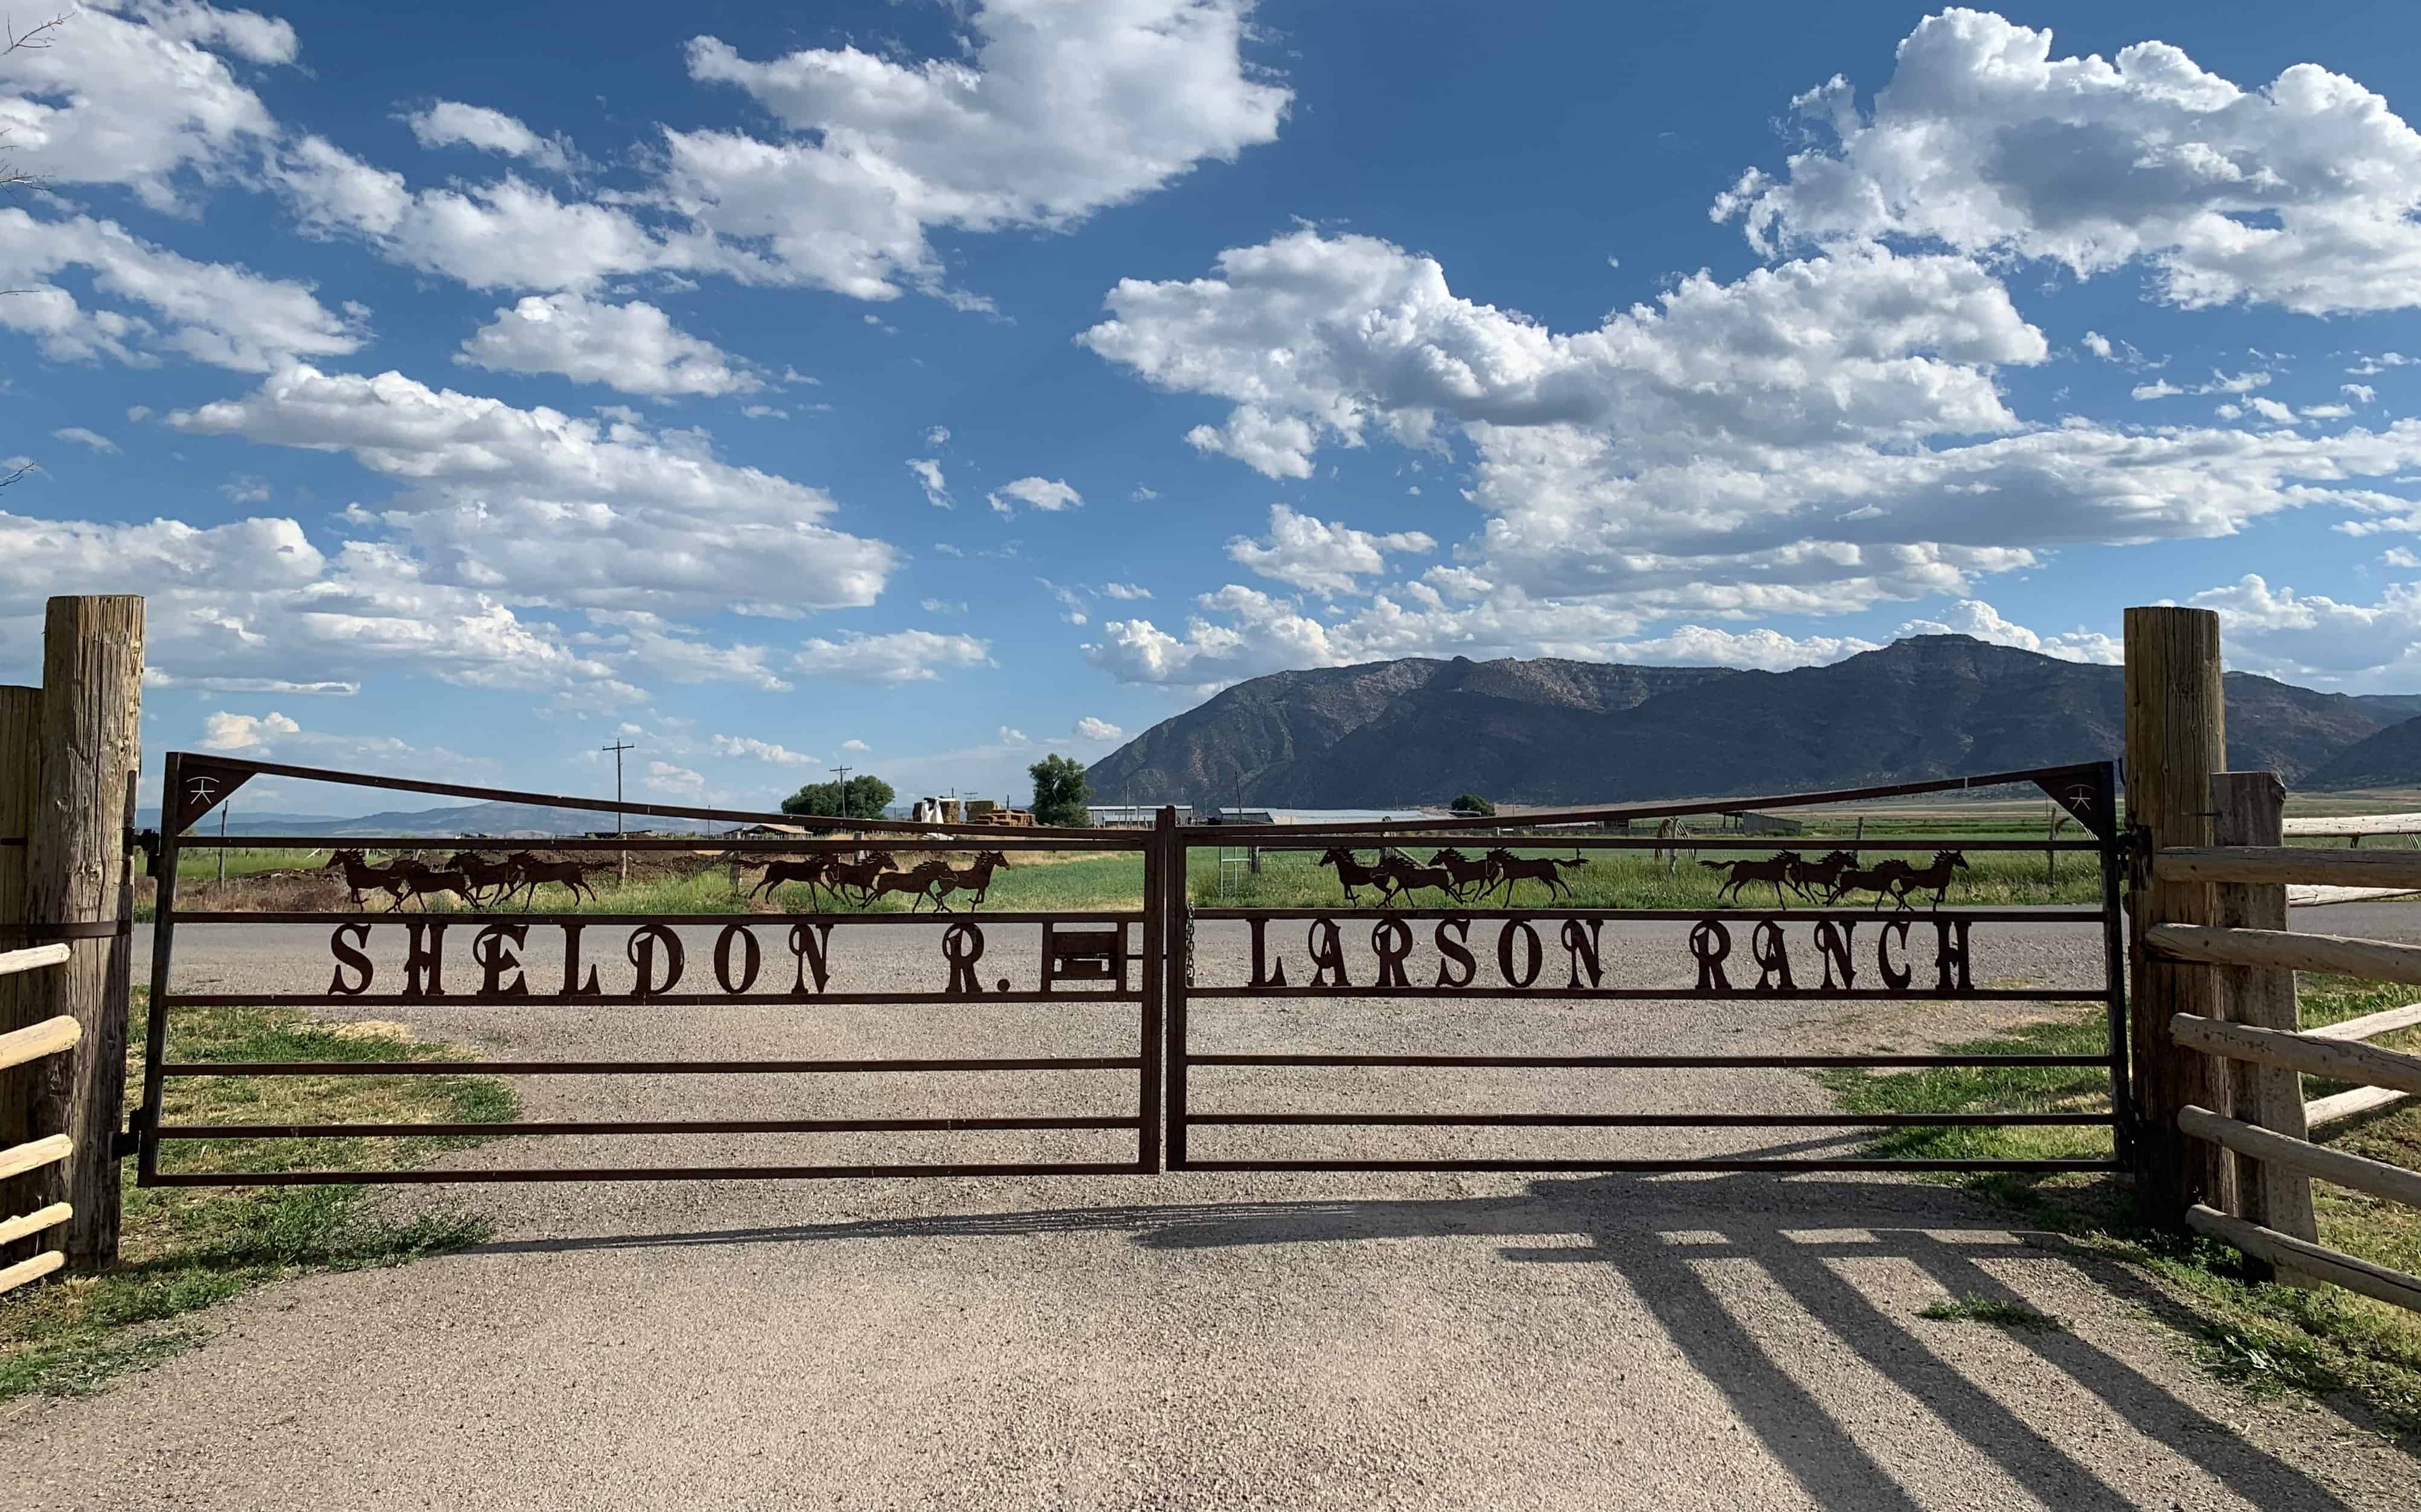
[2,910,2414,1508]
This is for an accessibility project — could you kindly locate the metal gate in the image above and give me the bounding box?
[137,754,2128,1185]
[1159,761,2131,1176]
[135,752,1164,1185]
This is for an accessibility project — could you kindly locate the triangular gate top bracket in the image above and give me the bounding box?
[2036,773,2115,842]
[168,759,255,836]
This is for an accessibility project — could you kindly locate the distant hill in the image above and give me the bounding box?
[2306,714,2421,790]
[141,800,723,839]
[1087,635,2416,807]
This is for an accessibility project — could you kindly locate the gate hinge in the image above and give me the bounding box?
[114,1109,150,1159]
[129,828,162,877]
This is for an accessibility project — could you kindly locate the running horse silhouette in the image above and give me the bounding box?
[447,852,523,907]
[1700,851,1804,907]
[869,857,956,909]
[1891,850,1970,910]
[1486,848,1585,903]
[1828,857,1916,908]
[502,851,609,906]
[325,849,414,908]
[821,850,899,906]
[1426,848,1498,903]
[1316,848,1399,905]
[932,850,1012,911]
[386,858,479,912]
[746,853,835,905]
[1786,850,1860,902]
[1374,853,1457,905]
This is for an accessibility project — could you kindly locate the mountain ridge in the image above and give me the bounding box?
[1088,635,2418,806]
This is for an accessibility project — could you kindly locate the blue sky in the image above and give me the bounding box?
[8,1,2421,816]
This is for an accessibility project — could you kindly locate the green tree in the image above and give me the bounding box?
[1449,793,1495,816]
[1028,754,1091,827]
[783,774,896,819]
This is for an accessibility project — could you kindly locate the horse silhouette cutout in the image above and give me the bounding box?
[821,850,899,906]
[1891,850,1970,910]
[1486,848,1585,903]
[1374,853,1457,905]
[1316,848,1400,905]
[325,849,415,908]
[1701,851,1804,907]
[1827,857,1916,908]
[446,852,522,907]
[387,860,478,912]
[934,850,1012,910]
[1786,850,1859,902]
[870,858,956,909]
[746,854,835,905]
[1426,848,1498,902]
[502,851,609,906]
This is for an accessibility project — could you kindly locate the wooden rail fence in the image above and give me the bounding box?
[2127,605,2421,1313]
[0,944,79,1296]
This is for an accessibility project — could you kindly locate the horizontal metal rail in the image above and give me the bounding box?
[146,1161,1152,1187]
[2155,846,2421,889]
[1187,1051,2112,1069]
[2186,1205,2421,1314]
[2149,923,2421,988]
[1187,1111,2109,1128]
[2179,1104,2421,1209]
[1185,836,2103,853]
[2170,1014,2421,1098]
[1189,906,2106,923]
[161,990,1141,1009]
[161,752,1114,841]
[176,835,1142,854]
[1184,986,2099,1002]
[157,1116,1143,1139]
[0,943,68,978]
[160,1055,1144,1077]
[1173,760,2111,839]
[168,909,1143,926]
[1175,1158,2120,1174]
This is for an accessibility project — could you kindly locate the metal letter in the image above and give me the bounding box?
[626,924,686,998]
[1560,918,1603,990]
[471,924,530,998]
[1433,918,1476,988]
[327,922,373,996]
[1496,920,1542,990]
[713,924,761,995]
[1371,918,1413,988]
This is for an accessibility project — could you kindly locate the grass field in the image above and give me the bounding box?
[1825,975,2421,1440]
[0,998,513,1401]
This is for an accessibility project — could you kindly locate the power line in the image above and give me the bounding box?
[601,738,634,885]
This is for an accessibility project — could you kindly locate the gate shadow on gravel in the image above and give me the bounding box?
[473,1161,2362,1512]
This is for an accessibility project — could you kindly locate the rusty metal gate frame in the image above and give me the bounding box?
[1159,761,2131,1176]
[135,751,1166,1185]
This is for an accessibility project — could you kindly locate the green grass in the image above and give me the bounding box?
[0,999,513,1401]
[1919,1293,2066,1333]
[1825,978,2421,1440]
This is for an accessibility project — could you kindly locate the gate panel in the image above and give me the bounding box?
[1166,761,2130,1174]
[138,752,1162,1185]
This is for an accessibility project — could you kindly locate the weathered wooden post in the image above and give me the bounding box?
[2123,605,2226,1225]
[2208,770,2318,1275]
[0,684,42,1272]
[20,595,144,1269]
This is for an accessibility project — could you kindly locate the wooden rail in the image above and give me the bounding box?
[2171,1014,2421,1098]
[2150,924,2421,989]
[2282,813,2421,839]
[2185,1206,2421,1314]
[0,943,68,979]
[0,1003,78,1296]
[2302,1004,2421,1128]
[2155,847,2421,889]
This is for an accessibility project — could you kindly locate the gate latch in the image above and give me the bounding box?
[129,828,162,877]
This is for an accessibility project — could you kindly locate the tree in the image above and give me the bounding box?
[783,774,895,819]
[1028,753,1091,827]
[1449,793,1495,816]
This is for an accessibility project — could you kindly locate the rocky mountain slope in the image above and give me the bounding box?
[1087,635,2416,806]
[2306,713,2421,790]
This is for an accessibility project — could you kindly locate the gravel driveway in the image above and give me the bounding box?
[2,908,2415,1509]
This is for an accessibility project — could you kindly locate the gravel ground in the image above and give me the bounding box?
[2,908,2416,1509]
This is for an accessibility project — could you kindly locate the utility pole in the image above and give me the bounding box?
[601,738,634,886]
[830,764,853,822]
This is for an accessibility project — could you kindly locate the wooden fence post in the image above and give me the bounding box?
[2123,605,2226,1225]
[0,684,42,1272]
[2209,770,2318,1274]
[21,595,144,1270]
